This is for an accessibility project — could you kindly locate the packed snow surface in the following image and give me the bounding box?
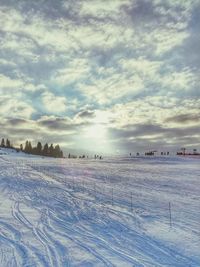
[0,148,199,266]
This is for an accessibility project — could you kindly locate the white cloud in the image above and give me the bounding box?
[154,28,189,56]
[0,96,35,119]
[79,0,131,18]
[119,57,162,78]
[77,67,145,105]
[0,8,76,53]
[52,58,91,86]
[0,74,24,89]
[0,74,46,93]
[109,96,200,128]
[42,92,67,113]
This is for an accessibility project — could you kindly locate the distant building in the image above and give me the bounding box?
[145,151,157,156]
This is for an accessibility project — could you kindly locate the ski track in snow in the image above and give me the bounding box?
[0,151,200,266]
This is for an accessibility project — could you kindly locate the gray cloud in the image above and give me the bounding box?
[38,117,75,131]
[109,123,200,147]
[7,118,28,126]
[76,109,95,118]
[165,113,200,124]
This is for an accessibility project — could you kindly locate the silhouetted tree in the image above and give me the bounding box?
[24,140,32,154]
[28,141,32,153]
[36,142,42,155]
[1,138,5,147]
[54,144,63,158]
[6,139,11,148]
[49,144,54,157]
[24,140,29,153]
[43,143,49,156]
[0,138,63,157]
[32,147,37,154]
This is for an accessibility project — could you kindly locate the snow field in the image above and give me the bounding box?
[0,151,199,266]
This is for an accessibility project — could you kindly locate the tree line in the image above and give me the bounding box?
[0,138,12,148]
[0,138,63,158]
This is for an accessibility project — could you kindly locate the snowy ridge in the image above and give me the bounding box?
[0,150,200,266]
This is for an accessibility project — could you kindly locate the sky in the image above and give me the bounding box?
[0,0,200,155]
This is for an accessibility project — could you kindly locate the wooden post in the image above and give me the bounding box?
[82,180,85,189]
[102,185,104,196]
[169,202,172,228]
[131,192,133,212]
[111,188,113,206]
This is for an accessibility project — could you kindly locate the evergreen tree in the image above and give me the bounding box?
[54,144,61,158]
[24,140,29,153]
[43,143,49,156]
[1,138,5,147]
[6,139,11,148]
[36,142,42,155]
[0,138,63,157]
[24,141,32,154]
[32,147,37,154]
[28,141,32,154]
[49,144,54,157]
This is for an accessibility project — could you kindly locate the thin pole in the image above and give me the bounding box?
[169,202,172,228]
[131,192,133,212]
[111,188,113,206]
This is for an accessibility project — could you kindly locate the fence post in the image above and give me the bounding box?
[169,202,172,228]
[131,192,133,212]
[82,180,85,189]
[111,188,114,206]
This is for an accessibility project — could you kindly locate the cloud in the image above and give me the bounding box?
[52,58,91,86]
[6,118,28,126]
[41,92,67,113]
[0,96,35,119]
[165,113,200,124]
[80,0,130,19]
[77,71,144,105]
[0,74,24,89]
[108,122,200,152]
[38,116,74,131]
[76,109,95,119]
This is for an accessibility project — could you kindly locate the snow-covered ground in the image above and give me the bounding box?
[0,148,199,267]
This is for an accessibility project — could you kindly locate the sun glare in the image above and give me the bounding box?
[82,111,113,153]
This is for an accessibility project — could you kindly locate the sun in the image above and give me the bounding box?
[80,111,114,154]
[85,123,107,139]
